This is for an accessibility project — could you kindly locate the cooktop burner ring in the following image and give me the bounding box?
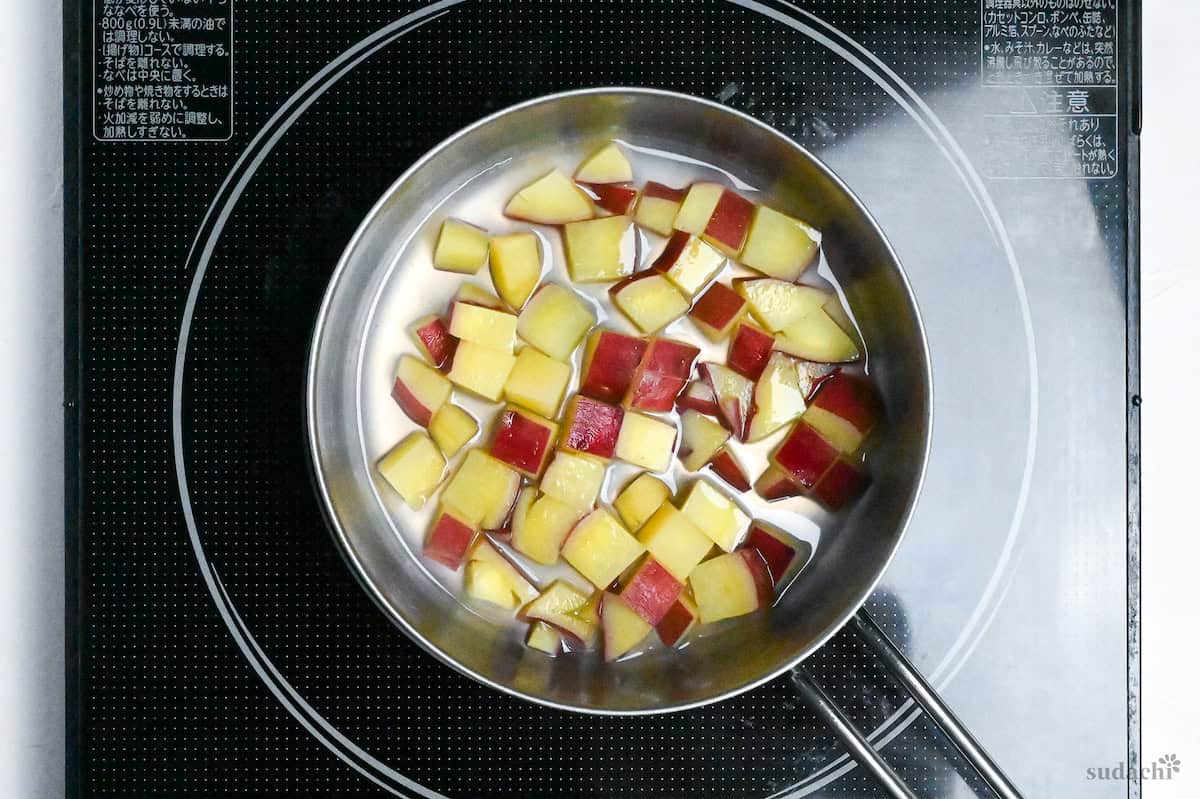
[169,2,1038,796]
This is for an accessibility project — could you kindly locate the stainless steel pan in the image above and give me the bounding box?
[306,88,1019,799]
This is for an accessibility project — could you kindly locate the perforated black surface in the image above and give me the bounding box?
[68,1,1136,796]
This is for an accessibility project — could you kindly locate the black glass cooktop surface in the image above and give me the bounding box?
[66,1,1140,796]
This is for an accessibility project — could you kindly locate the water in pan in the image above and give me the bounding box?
[358,138,870,656]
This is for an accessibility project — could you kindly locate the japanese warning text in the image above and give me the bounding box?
[980,0,1119,179]
[94,0,233,141]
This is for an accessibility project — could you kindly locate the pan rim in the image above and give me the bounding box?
[305,85,934,716]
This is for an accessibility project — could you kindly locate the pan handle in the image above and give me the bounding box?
[795,610,1025,799]
[792,670,919,799]
[849,610,1024,799]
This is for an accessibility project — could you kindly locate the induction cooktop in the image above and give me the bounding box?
[65,1,1140,796]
